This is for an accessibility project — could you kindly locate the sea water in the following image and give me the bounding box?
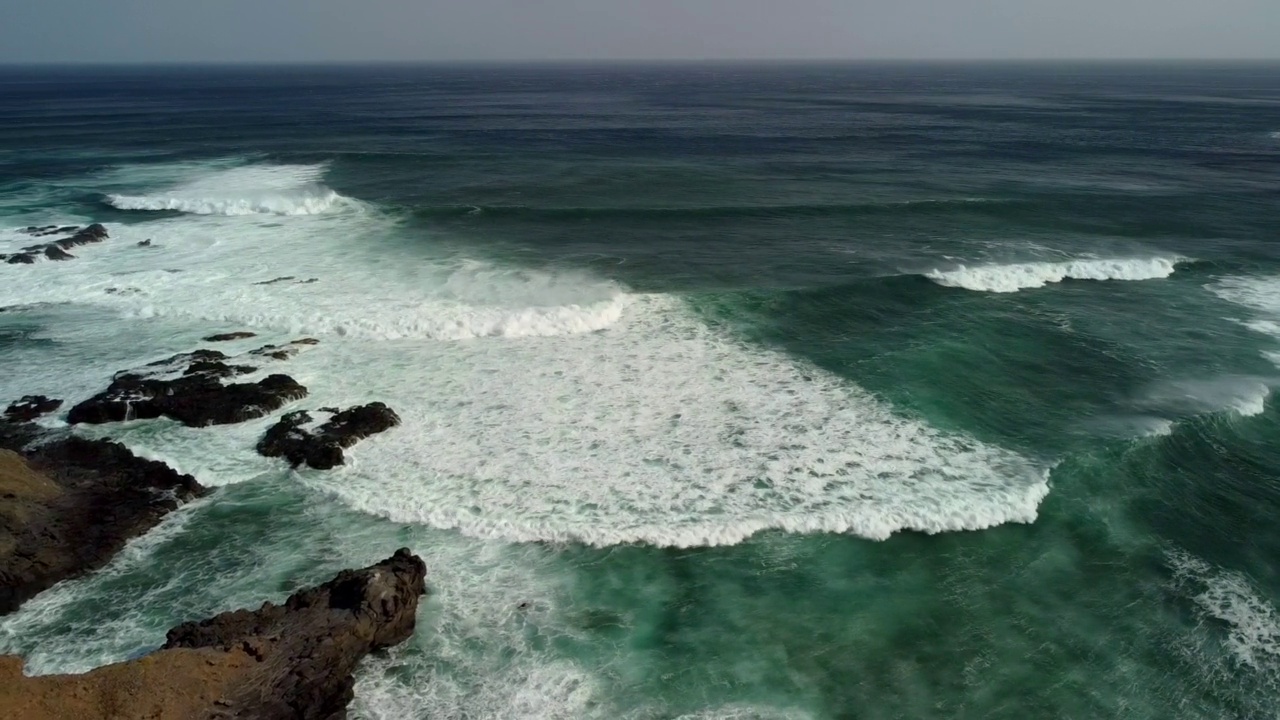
[1,63,1279,719]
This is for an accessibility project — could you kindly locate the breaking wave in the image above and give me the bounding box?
[1169,550,1280,680]
[2,157,1052,549]
[925,256,1184,293]
[299,293,1052,548]
[105,163,356,216]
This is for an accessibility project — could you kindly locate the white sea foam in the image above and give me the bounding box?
[1168,550,1280,676]
[1090,415,1175,439]
[2,202,627,341]
[2,160,1050,551]
[108,190,347,216]
[1135,417,1176,437]
[1139,377,1272,418]
[350,536,609,720]
[1208,276,1280,368]
[105,163,356,216]
[925,256,1183,293]
[1210,276,1280,318]
[354,655,602,720]
[286,292,1049,548]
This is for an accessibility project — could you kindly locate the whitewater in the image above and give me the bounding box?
[0,159,1061,718]
[1,161,1052,546]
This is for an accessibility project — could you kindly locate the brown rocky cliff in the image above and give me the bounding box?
[0,549,427,720]
[0,438,207,615]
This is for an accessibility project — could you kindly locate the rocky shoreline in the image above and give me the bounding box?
[1,223,413,717]
[0,433,207,614]
[0,549,426,719]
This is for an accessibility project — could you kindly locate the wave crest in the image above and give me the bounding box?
[126,293,629,341]
[925,256,1184,293]
[107,189,348,216]
[104,163,354,216]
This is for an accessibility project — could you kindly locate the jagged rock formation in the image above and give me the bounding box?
[257,403,401,470]
[0,549,427,720]
[5,224,109,265]
[204,331,258,342]
[0,436,207,615]
[66,349,308,427]
[3,395,63,423]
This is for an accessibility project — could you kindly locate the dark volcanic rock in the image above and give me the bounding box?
[69,372,307,427]
[183,360,257,379]
[53,224,108,250]
[148,349,253,378]
[20,225,79,238]
[6,225,110,266]
[0,435,207,615]
[43,245,74,261]
[203,331,258,343]
[163,549,426,720]
[251,338,320,361]
[3,396,63,423]
[258,403,400,470]
[20,225,60,237]
[253,276,320,286]
[68,350,305,427]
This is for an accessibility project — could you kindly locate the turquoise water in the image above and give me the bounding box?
[1,63,1279,718]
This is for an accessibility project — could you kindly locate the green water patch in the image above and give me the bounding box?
[686,269,1279,458]
[545,417,1280,719]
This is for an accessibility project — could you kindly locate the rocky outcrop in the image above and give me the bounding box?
[68,373,306,427]
[204,331,258,342]
[53,224,109,249]
[5,224,109,265]
[20,225,81,238]
[66,350,307,427]
[3,395,63,423]
[257,403,401,470]
[43,244,74,261]
[0,549,427,720]
[251,338,320,362]
[165,548,426,718]
[252,276,319,286]
[0,436,207,615]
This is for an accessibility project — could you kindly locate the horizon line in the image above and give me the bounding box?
[2,57,1279,68]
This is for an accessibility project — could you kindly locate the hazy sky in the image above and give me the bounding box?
[3,0,1277,63]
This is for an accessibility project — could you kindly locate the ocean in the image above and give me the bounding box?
[1,62,1278,718]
